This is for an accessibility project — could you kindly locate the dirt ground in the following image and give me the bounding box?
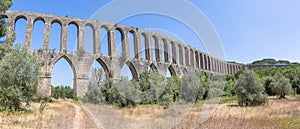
[0,96,300,129]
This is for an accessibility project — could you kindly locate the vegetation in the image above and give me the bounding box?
[51,85,73,99]
[235,70,268,106]
[0,46,41,113]
[269,73,292,99]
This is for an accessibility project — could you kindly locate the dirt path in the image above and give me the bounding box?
[62,101,84,129]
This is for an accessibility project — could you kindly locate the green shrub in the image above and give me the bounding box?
[235,70,268,106]
[180,73,204,103]
[270,73,292,99]
[0,46,41,112]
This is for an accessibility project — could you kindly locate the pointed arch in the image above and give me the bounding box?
[125,61,139,80]
[50,55,77,95]
[67,22,78,53]
[96,58,110,78]
[168,65,176,77]
[115,28,125,57]
[129,30,138,59]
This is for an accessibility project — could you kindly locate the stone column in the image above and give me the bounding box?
[78,24,85,53]
[164,39,170,63]
[172,42,177,64]
[108,29,116,57]
[43,20,51,51]
[94,26,101,55]
[123,30,130,59]
[136,31,142,60]
[6,16,15,42]
[25,17,33,49]
[156,37,162,62]
[60,23,68,53]
[185,47,190,66]
[179,44,184,65]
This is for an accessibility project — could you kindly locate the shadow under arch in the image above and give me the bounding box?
[50,55,77,96]
[168,65,176,77]
[95,57,110,79]
[125,61,139,80]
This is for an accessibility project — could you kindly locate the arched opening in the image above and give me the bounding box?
[148,63,157,73]
[195,51,199,68]
[67,22,78,53]
[169,42,173,64]
[115,28,124,57]
[151,35,157,61]
[84,25,94,54]
[14,17,27,45]
[171,41,177,64]
[184,47,189,66]
[120,62,138,80]
[31,19,44,50]
[100,26,109,56]
[161,39,166,63]
[51,56,75,98]
[0,15,8,43]
[89,59,109,82]
[129,30,137,59]
[49,21,62,52]
[141,33,147,60]
[178,44,183,65]
[166,65,176,78]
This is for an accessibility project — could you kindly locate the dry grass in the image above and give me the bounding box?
[0,96,299,129]
[0,99,97,129]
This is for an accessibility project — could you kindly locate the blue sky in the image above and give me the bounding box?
[8,0,300,87]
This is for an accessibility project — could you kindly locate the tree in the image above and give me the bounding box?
[270,73,292,99]
[0,0,12,38]
[180,73,204,103]
[0,46,41,112]
[235,70,268,106]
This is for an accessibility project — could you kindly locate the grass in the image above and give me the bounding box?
[0,96,299,129]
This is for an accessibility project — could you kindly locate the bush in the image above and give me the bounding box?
[207,74,226,99]
[270,73,292,99]
[51,85,73,99]
[235,70,268,106]
[0,46,41,112]
[180,73,204,103]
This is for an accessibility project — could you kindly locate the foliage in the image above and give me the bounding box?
[207,74,226,99]
[235,70,268,106]
[224,75,236,97]
[0,0,13,38]
[264,76,276,96]
[0,45,41,112]
[51,85,73,99]
[196,71,210,100]
[270,73,292,99]
[180,72,203,102]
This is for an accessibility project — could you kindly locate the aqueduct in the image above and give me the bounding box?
[1,10,244,97]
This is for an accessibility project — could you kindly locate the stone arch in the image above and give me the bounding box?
[0,15,9,41]
[168,65,176,76]
[50,19,63,25]
[129,30,138,59]
[125,61,139,80]
[68,21,80,28]
[152,35,159,61]
[190,48,194,67]
[195,51,199,68]
[170,41,177,64]
[184,47,189,66]
[14,16,27,45]
[84,23,95,54]
[96,58,110,78]
[67,21,79,52]
[115,27,125,57]
[100,25,109,56]
[31,18,45,50]
[178,44,183,65]
[50,55,77,93]
[49,20,62,52]
[141,32,149,60]
[161,38,167,62]
[33,16,45,23]
[15,15,27,22]
[148,63,157,72]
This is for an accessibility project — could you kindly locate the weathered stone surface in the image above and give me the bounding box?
[1,10,244,97]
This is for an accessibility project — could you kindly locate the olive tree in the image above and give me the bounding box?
[270,73,292,99]
[235,70,268,106]
[0,46,41,112]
